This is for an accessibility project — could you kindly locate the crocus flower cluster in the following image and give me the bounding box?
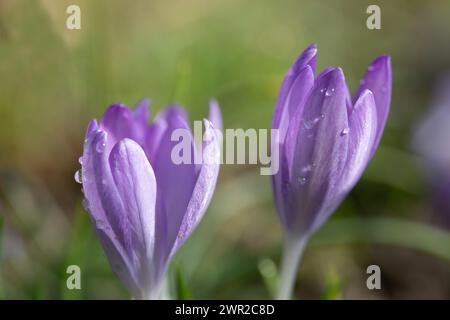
[272,44,391,298]
[78,99,221,299]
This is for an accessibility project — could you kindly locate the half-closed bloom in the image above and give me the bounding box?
[272,44,391,299]
[77,99,221,299]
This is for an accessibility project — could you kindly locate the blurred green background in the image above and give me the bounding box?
[1,0,450,299]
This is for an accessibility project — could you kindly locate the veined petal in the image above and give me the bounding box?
[170,119,220,257]
[109,138,158,292]
[153,113,197,261]
[353,55,392,154]
[287,68,350,236]
[208,99,223,132]
[154,105,189,126]
[100,103,148,156]
[81,128,140,297]
[144,105,187,165]
[342,90,378,190]
[134,98,151,126]
[272,44,317,140]
[283,65,315,168]
[287,44,317,78]
[271,66,314,227]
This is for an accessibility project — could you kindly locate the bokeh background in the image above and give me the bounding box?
[1,0,450,299]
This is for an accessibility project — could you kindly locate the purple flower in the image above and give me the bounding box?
[78,99,221,299]
[272,44,391,299]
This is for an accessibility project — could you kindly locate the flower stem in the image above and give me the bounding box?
[276,236,308,300]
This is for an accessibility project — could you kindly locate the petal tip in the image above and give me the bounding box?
[369,55,391,73]
[86,119,99,137]
[290,44,318,75]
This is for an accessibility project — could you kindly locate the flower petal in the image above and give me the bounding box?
[100,103,148,156]
[153,112,197,260]
[283,66,315,168]
[81,128,140,297]
[208,99,223,132]
[287,68,350,236]
[342,90,378,190]
[170,119,220,257]
[272,44,317,141]
[109,138,158,292]
[134,98,151,126]
[353,55,391,154]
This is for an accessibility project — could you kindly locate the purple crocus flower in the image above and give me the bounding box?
[77,99,221,299]
[272,44,391,299]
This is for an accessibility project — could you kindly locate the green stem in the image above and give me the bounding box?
[276,236,307,300]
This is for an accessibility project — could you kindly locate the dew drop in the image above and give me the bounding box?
[303,115,324,130]
[298,177,307,185]
[301,163,315,174]
[341,128,350,136]
[320,88,326,93]
[74,170,82,184]
[325,88,335,97]
[96,141,106,153]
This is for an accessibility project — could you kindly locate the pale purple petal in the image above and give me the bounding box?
[109,138,158,291]
[272,44,317,139]
[341,90,378,190]
[283,66,315,167]
[100,104,148,156]
[353,55,392,154]
[170,119,220,257]
[271,66,314,225]
[81,127,140,296]
[287,68,350,235]
[134,98,151,126]
[153,113,197,260]
[208,99,223,132]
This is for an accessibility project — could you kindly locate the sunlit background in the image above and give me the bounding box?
[1,0,450,299]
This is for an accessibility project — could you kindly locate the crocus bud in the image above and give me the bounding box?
[272,44,391,299]
[77,99,221,299]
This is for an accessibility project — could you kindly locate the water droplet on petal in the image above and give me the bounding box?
[320,88,326,93]
[96,141,106,153]
[78,157,83,165]
[298,177,307,185]
[301,163,315,174]
[303,115,324,130]
[341,128,350,136]
[325,88,335,97]
[74,170,82,184]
